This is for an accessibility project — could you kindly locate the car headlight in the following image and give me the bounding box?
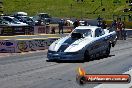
[64,51,80,55]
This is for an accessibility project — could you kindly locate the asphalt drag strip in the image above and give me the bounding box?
[0,38,131,88]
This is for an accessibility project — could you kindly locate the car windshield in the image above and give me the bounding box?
[32,16,39,21]
[72,29,92,37]
[23,17,33,21]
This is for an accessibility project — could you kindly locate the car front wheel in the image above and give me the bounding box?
[84,50,91,61]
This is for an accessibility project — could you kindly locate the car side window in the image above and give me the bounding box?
[4,17,12,22]
[95,28,104,37]
[108,27,115,32]
[101,28,105,35]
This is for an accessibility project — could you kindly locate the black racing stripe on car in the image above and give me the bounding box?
[57,37,77,52]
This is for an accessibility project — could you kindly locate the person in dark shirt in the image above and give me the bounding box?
[111,20,117,29]
[58,19,64,34]
[121,22,127,40]
[101,21,107,29]
[84,20,88,26]
[73,19,80,28]
[116,21,122,40]
[97,20,102,27]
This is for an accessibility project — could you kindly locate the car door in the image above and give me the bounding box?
[90,28,105,55]
[98,28,108,51]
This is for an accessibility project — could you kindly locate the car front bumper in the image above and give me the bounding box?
[47,51,84,60]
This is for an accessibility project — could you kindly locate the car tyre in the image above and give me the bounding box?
[104,44,111,57]
[84,50,91,61]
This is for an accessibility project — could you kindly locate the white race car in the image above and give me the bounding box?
[47,26,117,61]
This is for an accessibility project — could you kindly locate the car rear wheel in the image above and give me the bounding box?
[104,44,111,57]
[84,50,91,61]
[112,41,116,47]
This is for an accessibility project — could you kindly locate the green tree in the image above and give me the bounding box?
[113,0,121,3]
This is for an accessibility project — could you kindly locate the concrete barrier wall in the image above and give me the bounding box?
[0,39,15,53]
[0,37,59,53]
[34,25,51,34]
[32,38,48,50]
[0,29,132,53]
[15,39,32,53]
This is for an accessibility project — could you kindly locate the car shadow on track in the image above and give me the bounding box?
[46,54,115,63]
[89,54,115,62]
[46,60,85,63]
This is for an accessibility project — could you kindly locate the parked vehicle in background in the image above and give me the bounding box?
[13,12,28,16]
[32,13,51,24]
[14,16,36,26]
[1,16,28,26]
[38,13,51,23]
[0,19,11,25]
[66,19,89,26]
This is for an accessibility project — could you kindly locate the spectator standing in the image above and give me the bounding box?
[101,21,107,29]
[97,15,103,27]
[111,20,117,29]
[121,22,127,40]
[116,21,123,40]
[97,20,102,27]
[58,19,64,34]
[97,15,102,21]
[84,20,88,26]
[73,19,80,28]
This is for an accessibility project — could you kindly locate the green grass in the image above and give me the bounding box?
[3,0,131,19]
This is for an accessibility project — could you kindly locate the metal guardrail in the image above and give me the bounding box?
[0,37,60,53]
